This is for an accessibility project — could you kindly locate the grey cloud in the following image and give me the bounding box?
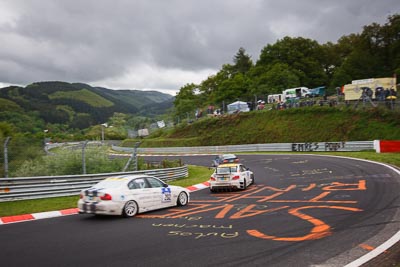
[0,0,398,90]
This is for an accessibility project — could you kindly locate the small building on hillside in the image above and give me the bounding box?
[227,101,250,114]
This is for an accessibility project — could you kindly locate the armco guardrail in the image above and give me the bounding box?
[0,166,188,202]
[113,141,375,154]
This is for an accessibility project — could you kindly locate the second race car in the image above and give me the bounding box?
[209,163,254,192]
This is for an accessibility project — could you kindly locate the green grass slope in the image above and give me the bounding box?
[132,107,400,147]
[49,89,114,107]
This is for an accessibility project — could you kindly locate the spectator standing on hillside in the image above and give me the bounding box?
[277,101,286,110]
[195,108,203,119]
[256,100,265,110]
[375,87,382,101]
[256,100,261,110]
[207,105,214,115]
[384,88,391,99]
[390,87,397,97]
[384,87,396,109]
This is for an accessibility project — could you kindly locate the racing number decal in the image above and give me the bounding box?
[162,187,172,202]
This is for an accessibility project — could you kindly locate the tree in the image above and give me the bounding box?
[173,83,201,118]
[379,14,400,75]
[330,14,400,85]
[216,73,252,103]
[257,36,327,87]
[70,113,93,129]
[250,63,300,95]
[232,47,253,74]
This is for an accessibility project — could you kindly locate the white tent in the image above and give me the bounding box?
[227,101,250,114]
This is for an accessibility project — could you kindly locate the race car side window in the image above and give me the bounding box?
[129,178,148,189]
[146,177,165,188]
[128,180,138,189]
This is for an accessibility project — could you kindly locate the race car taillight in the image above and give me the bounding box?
[232,175,240,180]
[210,177,216,181]
[100,193,112,200]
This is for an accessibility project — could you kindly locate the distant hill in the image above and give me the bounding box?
[0,81,174,129]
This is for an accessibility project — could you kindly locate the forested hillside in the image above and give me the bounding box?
[0,81,173,130]
[173,14,400,118]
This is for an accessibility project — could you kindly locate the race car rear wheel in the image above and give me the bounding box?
[123,200,138,217]
[177,192,188,206]
[242,179,247,190]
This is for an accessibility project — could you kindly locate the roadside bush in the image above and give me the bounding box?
[11,146,184,177]
[11,146,126,177]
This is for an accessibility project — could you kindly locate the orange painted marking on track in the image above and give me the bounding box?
[190,186,267,203]
[215,204,235,219]
[322,180,366,191]
[302,183,316,191]
[167,204,233,219]
[267,200,357,204]
[256,185,297,202]
[225,186,277,203]
[309,192,331,201]
[229,205,289,219]
[359,243,389,253]
[359,244,375,251]
[246,205,363,242]
[191,194,241,203]
[136,214,166,218]
[137,203,209,218]
[264,184,297,192]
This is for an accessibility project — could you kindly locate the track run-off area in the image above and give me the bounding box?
[1,154,399,267]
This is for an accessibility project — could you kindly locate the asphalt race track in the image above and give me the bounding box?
[1,154,399,267]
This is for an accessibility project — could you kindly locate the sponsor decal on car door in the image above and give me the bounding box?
[162,187,172,203]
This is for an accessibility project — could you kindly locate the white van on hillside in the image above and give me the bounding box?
[283,87,311,99]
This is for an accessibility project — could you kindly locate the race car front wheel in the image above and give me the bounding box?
[177,192,188,206]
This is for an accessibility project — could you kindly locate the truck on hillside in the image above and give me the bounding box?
[282,87,311,99]
[308,86,325,97]
[267,94,284,103]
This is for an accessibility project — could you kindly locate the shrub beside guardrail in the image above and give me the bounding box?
[0,166,188,202]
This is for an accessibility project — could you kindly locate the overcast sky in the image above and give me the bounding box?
[0,0,398,95]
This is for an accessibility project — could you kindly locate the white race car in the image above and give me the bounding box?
[78,174,190,217]
[209,163,255,192]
